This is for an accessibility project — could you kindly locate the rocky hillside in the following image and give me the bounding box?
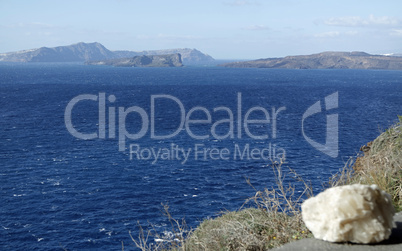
[86,54,183,67]
[0,42,214,65]
[222,51,402,70]
[114,48,214,64]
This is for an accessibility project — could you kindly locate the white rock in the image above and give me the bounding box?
[302,184,395,243]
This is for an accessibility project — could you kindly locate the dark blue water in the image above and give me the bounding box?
[1,63,401,250]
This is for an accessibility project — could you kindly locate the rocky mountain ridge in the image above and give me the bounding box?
[0,42,214,64]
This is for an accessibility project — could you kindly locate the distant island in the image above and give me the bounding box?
[221,51,402,70]
[86,54,183,67]
[0,42,214,65]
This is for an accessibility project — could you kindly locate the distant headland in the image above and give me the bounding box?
[0,42,214,65]
[86,54,183,67]
[221,51,402,70]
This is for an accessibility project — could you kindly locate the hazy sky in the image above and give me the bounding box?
[1,0,401,59]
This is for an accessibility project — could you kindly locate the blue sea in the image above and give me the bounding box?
[1,63,401,250]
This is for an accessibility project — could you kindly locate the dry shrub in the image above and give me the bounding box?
[352,117,401,211]
[184,160,314,250]
[130,203,190,251]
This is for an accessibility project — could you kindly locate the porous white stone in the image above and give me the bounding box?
[302,184,395,243]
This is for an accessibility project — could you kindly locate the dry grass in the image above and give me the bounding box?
[131,160,314,250]
[329,116,402,211]
[184,160,314,250]
[184,208,312,250]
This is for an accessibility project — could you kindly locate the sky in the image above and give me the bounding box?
[0,0,401,59]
